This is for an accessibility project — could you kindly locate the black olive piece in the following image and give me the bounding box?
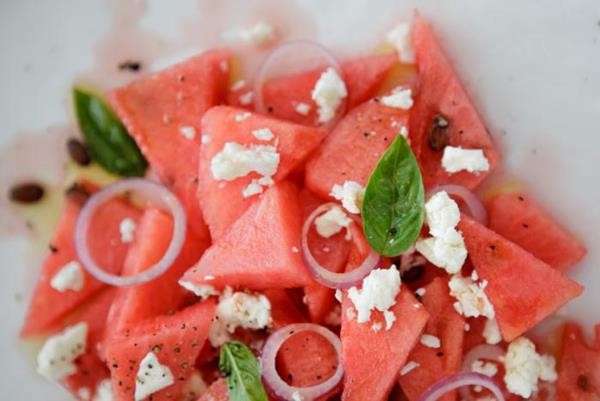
[9,182,45,204]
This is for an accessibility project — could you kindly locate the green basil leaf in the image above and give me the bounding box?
[361,134,425,257]
[73,87,147,177]
[219,341,268,401]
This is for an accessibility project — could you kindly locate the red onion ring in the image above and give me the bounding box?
[253,40,346,127]
[301,203,379,289]
[459,344,505,401]
[261,323,344,401]
[427,184,488,226]
[418,372,505,401]
[75,178,186,287]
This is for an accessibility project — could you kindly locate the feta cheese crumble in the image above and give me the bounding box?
[242,180,264,198]
[400,361,420,376]
[311,67,347,124]
[37,322,88,381]
[210,142,279,181]
[240,22,276,46]
[119,217,137,243]
[386,22,414,63]
[502,337,557,398]
[179,126,196,140]
[78,387,91,401]
[178,279,219,299]
[424,191,461,237]
[379,87,414,110]
[50,260,84,293]
[294,102,311,116]
[335,289,343,303]
[330,181,365,214]
[415,288,426,297]
[483,318,502,345]
[239,91,254,105]
[371,322,383,332]
[448,274,495,319]
[442,146,490,174]
[234,112,252,122]
[347,266,401,329]
[93,380,115,401]
[472,360,499,377]
[134,352,174,401]
[252,128,275,141]
[291,391,304,401]
[420,334,441,349]
[314,205,352,238]
[231,80,246,91]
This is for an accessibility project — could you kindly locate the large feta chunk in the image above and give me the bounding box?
[379,87,413,110]
[50,260,84,292]
[134,351,174,401]
[210,142,279,181]
[503,337,557,398]
[311,67,347,124]
[37,322,88,381]
[424,191,461,237]
[178,279,218,299]
[330,181,365,214]
[314,205,352,238]
[386,22,414,63]
[415,228,467,274]
[442,146,490,174]
[448,274,495,319]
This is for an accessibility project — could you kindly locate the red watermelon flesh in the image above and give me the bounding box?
[183,182,314,291]
[341,286,429,401]
[105,299,216,401]
[458,214,583,342]
[263,289,308,330]
[487,192,586,272]
[556,322,600,401]
[304,99,410,201]
[258,52,398,126]
[398,277,466,401]
[300,189,352,323]
[105,207,210,342]
[21,192,141,337]
[198,105,327,239]
[198,378,229,401]
[108,50,231,240]
[410,15,500,190]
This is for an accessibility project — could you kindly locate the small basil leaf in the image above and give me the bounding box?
[73,87,147,177]
[361,134,425,257]
[219,341,268,401]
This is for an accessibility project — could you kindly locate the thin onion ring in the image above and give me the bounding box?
[301,203,379,289]
[75,178,186,287]
[418,372,505,401]
[261,323,344,401]
[460,344,505,401]
[427,184,488,226]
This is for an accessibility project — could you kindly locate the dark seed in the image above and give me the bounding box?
[67,138,91,166]
[428,114,450,151]
[522,223,529,228]
[65,183,90,204]
[118,60,142,72]
[518,195,525,202]
[401,265,425,283]
[48,244,58,253]
[9,182,45,203]
[436,351,444,357]
[577,374,591,392]
[489,244,496,251]
[267,106,274,113]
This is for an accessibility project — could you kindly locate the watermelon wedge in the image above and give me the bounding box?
[21,191,141,337]
[183,181,313,291]
[487,192,586,272]
[198,378,229,401]
[410,15,500,190]
[105,299,216,401]
[556,322,600,401]
[198,105,327,239]
[305,99,409,200]
[458,214,583,342]
[341,286,429,401]
[108,50,231,240]
[105,207,210,342]
[398,277,466,401]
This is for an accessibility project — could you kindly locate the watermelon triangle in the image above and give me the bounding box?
[105,299,216,401]
[183,181,314,290]
[341,285,429,401]
[108,50,231,240]
[458,214,583,342]
[410,15,500,190]
[198,106,327,239]
[21,193,141,337]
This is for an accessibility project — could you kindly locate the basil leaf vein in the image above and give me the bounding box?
[219,341,268,401]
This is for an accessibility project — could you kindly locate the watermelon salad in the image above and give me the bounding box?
[12,13,598,401]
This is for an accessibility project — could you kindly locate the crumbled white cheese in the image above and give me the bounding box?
[252,128,274,141]
[239,91,254,105]
[37,322,88,381]
[335,289,343,303]
[93,380,115,401]
[291,246,299,253]
[119,217,137,243]
[240,22,276,46]
[400,126,409,139]
[503,337,557,398]
[371,322,383,332]
[442,146,490,174]
[294,102,311,116]
[178,279,219,299]
[424,191,461,237]
[380,87,413,110]
[330,181,365,214]
[415,229,467,274]
[420,334,441,349]
[208,287,272,347]
[383,310,396,330]
[135,351,174,401]
[345,307,357,321]
[448,274,495,319]
[400,361,420,376]
[50,260,84,293]
[181,370,208,401]
[242,180,264,198]
[386,22,414,63]
[204,275,215,281]
[415,288,426,297]
[234,112,252,122]
[311,67,347,124]
[211,142,279,181]
[78,387,91,401]
[291,391,304,401]
[472,360,499,377]
[179,126,196,140]
[347,266,401,328]
[314,205,352,238]
[201,134,211,144]
[231,80,246,91]
[483,318,502,345]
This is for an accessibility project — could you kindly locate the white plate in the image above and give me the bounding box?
[1,0,599,398]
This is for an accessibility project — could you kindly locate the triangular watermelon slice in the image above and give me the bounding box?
[341,286,429,401]
[198,106,327,239]
[105,299,216,401]
[556,322,600,401]
[304,99,410,200]
[105,207,210,342]
[398,277,466,401]
[183,181,313,290]
[410,15,500,190]
[487,192,586,272]
[21,191,141,337]
[458,214,583,342]
[108,50,231,240]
